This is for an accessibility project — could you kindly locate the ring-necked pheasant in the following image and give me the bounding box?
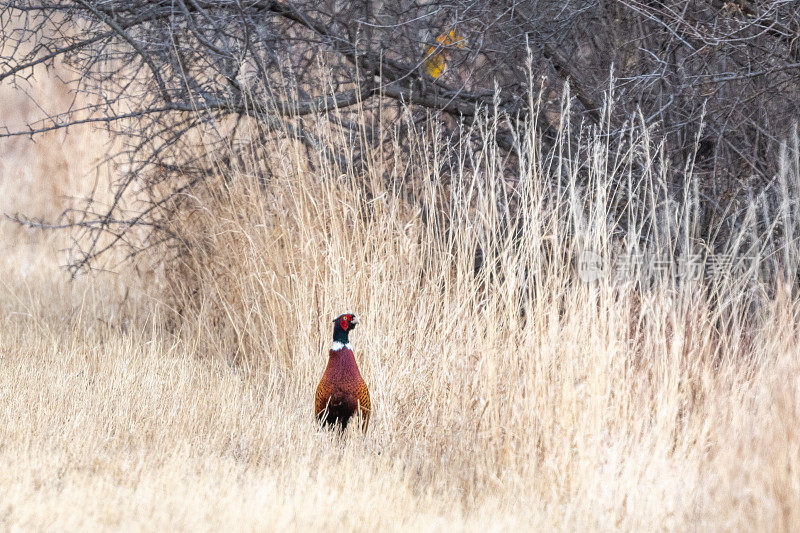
[314,313,371,432]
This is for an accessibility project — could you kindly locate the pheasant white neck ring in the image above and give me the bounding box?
[331,341,352,351]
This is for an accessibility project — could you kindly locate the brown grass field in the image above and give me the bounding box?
[1,65,800,531]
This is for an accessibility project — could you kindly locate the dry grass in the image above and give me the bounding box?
[1,77,800,531]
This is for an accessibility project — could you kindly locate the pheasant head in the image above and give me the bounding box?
[331,312,358,348]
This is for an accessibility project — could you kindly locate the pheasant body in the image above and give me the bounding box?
[315,314,370,432]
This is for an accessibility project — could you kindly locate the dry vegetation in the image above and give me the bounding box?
[1,76,800,531]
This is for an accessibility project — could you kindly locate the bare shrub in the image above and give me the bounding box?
[2,1,800,271]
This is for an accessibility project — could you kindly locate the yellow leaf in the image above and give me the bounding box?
[423,30,465,79]
[438,30,465,48]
